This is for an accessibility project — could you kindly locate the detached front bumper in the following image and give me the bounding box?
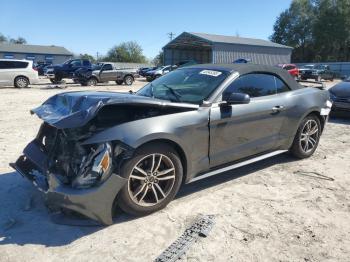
[10,140,127,225]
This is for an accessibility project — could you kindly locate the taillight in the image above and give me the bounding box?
[33,66,38,71]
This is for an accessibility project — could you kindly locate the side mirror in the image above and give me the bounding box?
[222,92,250,105]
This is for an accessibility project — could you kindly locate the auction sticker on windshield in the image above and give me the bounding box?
[199,70,222,77]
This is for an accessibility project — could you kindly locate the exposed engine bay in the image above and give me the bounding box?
[34,103,195,189]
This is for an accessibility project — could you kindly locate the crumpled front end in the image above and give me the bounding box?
[10,123,129,225]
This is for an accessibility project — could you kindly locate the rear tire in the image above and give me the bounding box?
[124,75,134,86]
[117,143,183,216]
[289,115,321,159]
[14,76,29,88]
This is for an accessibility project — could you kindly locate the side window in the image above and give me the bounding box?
[284,65,295,70]
[70,60,82,67]
[82,60,90,66]
[0,61,28,69]
[224,73,276,98]
[102,64,113,71]
[12,61,28,68]
[274,76,290,93]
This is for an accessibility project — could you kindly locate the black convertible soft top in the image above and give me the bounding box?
[186,63,303,91]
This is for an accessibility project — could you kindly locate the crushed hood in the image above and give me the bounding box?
[31,91,198,129]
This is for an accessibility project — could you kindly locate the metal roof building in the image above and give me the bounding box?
[0,43,73,64]
[163,32,293,66]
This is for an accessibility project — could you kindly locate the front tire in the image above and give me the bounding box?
[14,76,29,88]
[290,115,321,159]
[87,77,98,86]
[118,143,183,216]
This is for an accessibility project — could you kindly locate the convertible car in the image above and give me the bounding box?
[11,64,332,225]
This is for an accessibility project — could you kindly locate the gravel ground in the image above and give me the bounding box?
[0,78,349,262]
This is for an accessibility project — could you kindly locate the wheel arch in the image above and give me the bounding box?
[89,75,99,82]
[124,74,134,80]
[285,108,326,149]
[304,110,326,132]
[14,75,30,85]
[135,139,188,184]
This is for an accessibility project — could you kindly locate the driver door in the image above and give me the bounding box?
[209,73,289,167]
[99,64,114,82]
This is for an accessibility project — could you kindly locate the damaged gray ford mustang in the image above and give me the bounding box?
[11,64,332,225]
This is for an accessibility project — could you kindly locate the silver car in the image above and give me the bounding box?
[0,59,39,88]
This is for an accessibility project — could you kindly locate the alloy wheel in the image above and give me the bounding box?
[16,77,28,88]
[128,153,176,207]
[300,119,319,153]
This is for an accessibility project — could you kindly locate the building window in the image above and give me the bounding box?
[4,54,14,59]
[45,56,54,61]
[26,55,36,60]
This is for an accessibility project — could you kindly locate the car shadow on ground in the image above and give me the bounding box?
[0,153,298,247]
[177,153,298,198]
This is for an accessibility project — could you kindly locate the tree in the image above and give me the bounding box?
[9,37,27,44]
[0,34,27,44]
[104,41,146,63]
[0,33,7,43]
[270,0,316,62]
[152,50,164,66]
[79,53,96,63]
[270,0,350,62]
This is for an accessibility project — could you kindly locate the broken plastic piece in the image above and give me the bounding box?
[154,215,215,262]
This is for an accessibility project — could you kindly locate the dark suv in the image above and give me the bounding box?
[300,64,335,82]
[45,59,92,83]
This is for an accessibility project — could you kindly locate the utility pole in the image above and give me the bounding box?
[167,32,175,41]
[96,52,99,62]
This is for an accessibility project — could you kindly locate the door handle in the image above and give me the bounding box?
[272,105,285,113]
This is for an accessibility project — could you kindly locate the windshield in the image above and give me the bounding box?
[314,65,326,70]
[92,64,102,70]
[136,68,229,104]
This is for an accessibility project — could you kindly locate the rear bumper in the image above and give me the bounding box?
[30,77,40,84]
[45,73,55,79]
[10,140,127,225]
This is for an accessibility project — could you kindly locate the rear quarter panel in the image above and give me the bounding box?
[279,87,330,149]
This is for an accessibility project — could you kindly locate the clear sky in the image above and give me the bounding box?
[0,0,291,59]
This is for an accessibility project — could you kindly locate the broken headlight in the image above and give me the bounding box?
[72,142,113,189]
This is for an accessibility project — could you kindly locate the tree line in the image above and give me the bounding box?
[1,33,157,64]
[270,0,350,62]
[0,33,27,44]
[80,41,163,64]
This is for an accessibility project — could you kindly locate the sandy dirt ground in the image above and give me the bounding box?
[0,78,349,262]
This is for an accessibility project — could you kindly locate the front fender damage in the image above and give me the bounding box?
[10,137,128,226]
[46,173,127,225]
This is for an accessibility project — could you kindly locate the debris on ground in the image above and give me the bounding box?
[294,170,335,181]
[154,215,215,262]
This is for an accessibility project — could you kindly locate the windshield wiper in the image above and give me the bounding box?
[162,84,182,102]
